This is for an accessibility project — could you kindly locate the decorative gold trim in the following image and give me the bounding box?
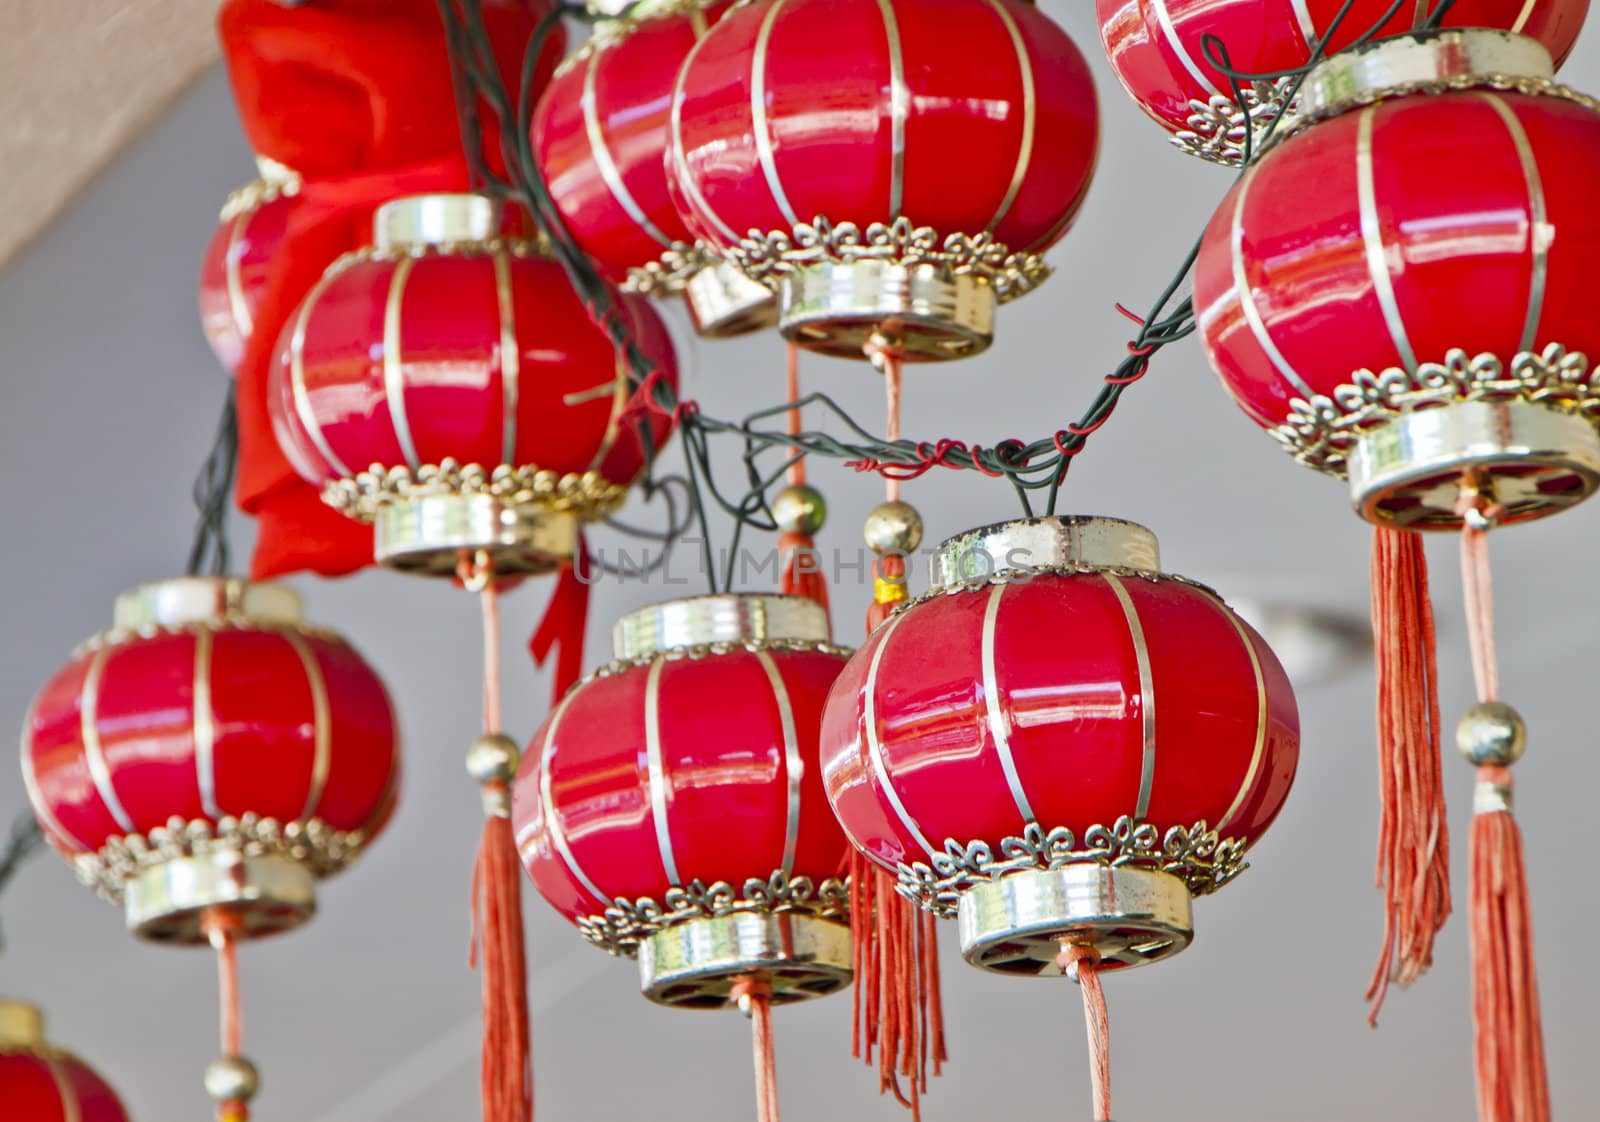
[896,816,1248,918]
[574,636,852,689]
[1262,72,1599,154]
[323,236,549,276]
[74,617,342,660]
[1268,344,1600,477]
[731,216,1051,303]
[1171,79,1294,167]
[321,458,630,523]
[72,814,366,904]
[622,240,713,296]
[893,560,1220,619]
[219,173,300,223]
[555,0,729,77]
[576,870,849,957]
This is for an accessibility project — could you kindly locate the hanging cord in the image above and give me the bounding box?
[0,812,45,953]
[1057,944,1112,1122]
[186,385,239,578]
[731,976,780,1122]
[1455,492,1548,1122]
[461,551,534,1122]
[201,909,257,1122]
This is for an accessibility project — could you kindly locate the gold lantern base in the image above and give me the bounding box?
[956,865,1193,976]
[373,493,578,577]
[125,852,316,945]
[637,913,854,1009]
[683,260,778,339]
[778,260,995,362]
[1348,400,1600,530]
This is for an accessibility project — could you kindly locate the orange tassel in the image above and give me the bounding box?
[866,555,907,634]
[849,850,946,1119]
[472,810,532,1122]
[779,529,830,612]
[1367,525,1450,1022]
[1468,769,1548,1122]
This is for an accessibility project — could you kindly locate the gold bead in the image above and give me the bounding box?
[772,484,827,535]
[1456,701,1526,767]
[204,1056,260,1103]
[465,733,521,786]
[863,501,923,555]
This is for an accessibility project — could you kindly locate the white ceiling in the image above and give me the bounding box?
[3,6,1599,1121]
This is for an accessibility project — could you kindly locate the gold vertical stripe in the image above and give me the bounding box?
[864,610,939,857]
[521,690,610,903]
[383,256,422,470]
[981,584,1036,824]
[1209,597,1269,834]
[44,1055,82,1122]
[584,359,631,474]
[876,0,908,218]
[283,630,332,823]
[1151,0,1223,98]
[1230,163,1316,400]
[981,0,1035,233]
[1289,0,1317,46]
[1513,0,1538,33]
[193,628,221,820]
[1103,576,1156,823]
[755,650,803,877]
[492,248,521,465]
[752,0,800,227]
[1356,107,1418,374]
[223,212,255,338]
[583,49,674,248]
[1477,92,1548,353]
[288,267,355,477]
[668,28,741,244]
[644,656,682,884]
[80,647,135,833]
[19,697,84,850]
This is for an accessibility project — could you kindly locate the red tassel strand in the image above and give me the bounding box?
[202,909,253,1122]
[1459,515,1548,1122]
[779,529,831,609]
[732,976,780,1122]
[1057,944,1111,1122]
[1367,525,1450,1022]
[848,851,946,1120]
[463,553,534,1122]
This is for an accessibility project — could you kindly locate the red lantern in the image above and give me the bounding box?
[0,1001,129,1122]
[21,577,399,943]
[512,594,854,1007]
[669,0,1100,360]
[532,0,777,337]
[197,160,300,375]
[1193,30,1600,527]
[1096,0,1588,163]
[821,517,1298,973]
[267,192,678,576]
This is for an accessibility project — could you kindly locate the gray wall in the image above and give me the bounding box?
[2,7,1598,1119]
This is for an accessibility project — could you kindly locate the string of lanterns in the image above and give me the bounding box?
[5,3,1593,1122]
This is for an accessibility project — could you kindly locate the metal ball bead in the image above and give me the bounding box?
[1456,701,1527,767]
[465,733,521,786]
[863,501,924,555]
[204,1056,260,1103]
[771,484,827,536]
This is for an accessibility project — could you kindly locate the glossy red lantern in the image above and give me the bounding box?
[512,594,854,1006]
[21,577,399,944]
[217,0,563,178]
[669,0,1100,360]
[1194,30,1600,528]
[821,517,1298,973]
[197,161,300,375]
[0,1002,129,1122]
[532,0,777,337]
[268,193,678,576]
[1096,0,1588,163]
